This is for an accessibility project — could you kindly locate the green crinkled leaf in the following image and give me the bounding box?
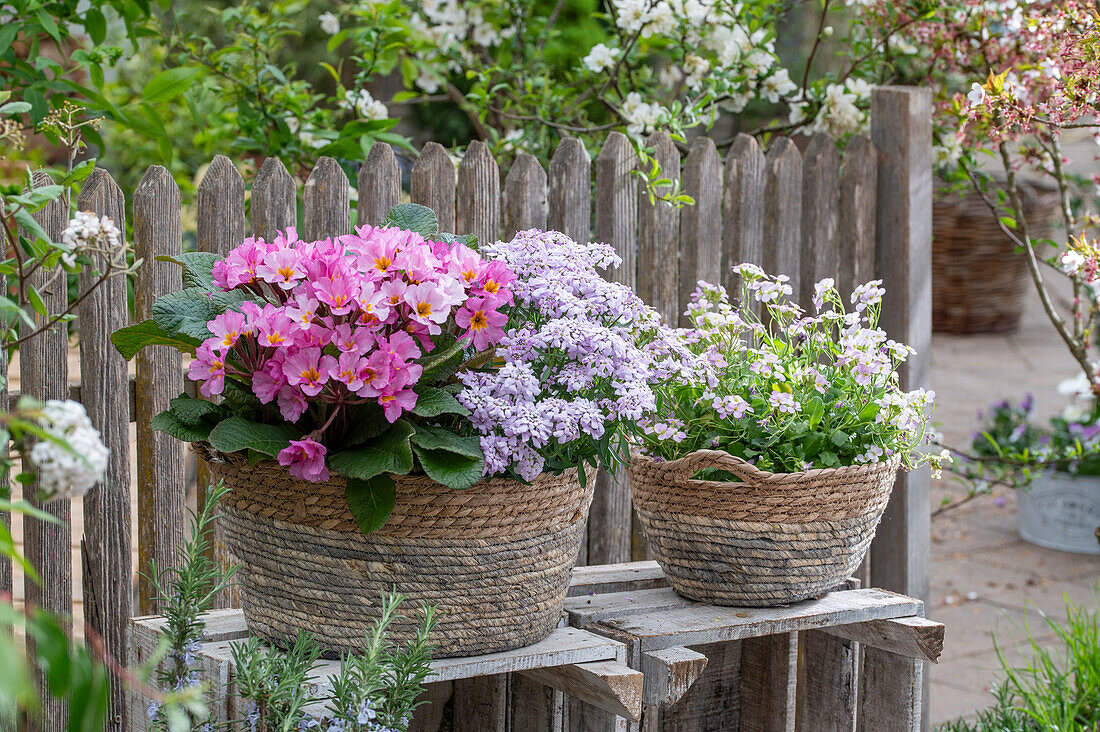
[151,287,244,341]
[344,474,396,535]
[382,203,438,237]
[168,394,224,426]
[206,415,299,457]
[413,445,484,490]
[111,319,201,360]
[412,385,470,418]
[150,410,214,443]
[436,232,479,248]
[343,404,389,446]
[410,423,482,458]
[417,336,466,385]
[157,251,222,289]
[221,378,263,411]
[329,419,415,480]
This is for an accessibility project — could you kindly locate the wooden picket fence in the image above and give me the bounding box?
[4,86,932,731]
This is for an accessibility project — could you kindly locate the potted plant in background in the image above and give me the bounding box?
[113,207,681,657]
[631,267,945,606]
[965,380,1100,556]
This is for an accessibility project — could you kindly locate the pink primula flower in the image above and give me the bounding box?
[477,260,515,304]
[315,275,358,315]
[188,343,226,397]
[278,437,328,482]
[209,310,250,350]
[256,248,305,290]
[284,294,320,331]
[283,348,331,396]
[456,296,508,350]
[403,282,451,334]
[378,387,417,422]
[255,307,297,348]
[331,323,375,355]
[447,243,484,285]
[354,350,392,398]
[277,385,309,422]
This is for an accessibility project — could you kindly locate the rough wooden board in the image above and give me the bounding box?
[548,137,592,245]
[78,168,133,732]
[763,136,802,300]
[511,672,563,732]
[640,647,707,707]
[411,141,456,233]
[428,627,626,682]
[567,698,630,732]
[653,640,741,731]
[800,132,840,308]
[565,588,688,625]
[409,681,454,732]
[567,561,668,597]
[454,674,507,732]
[132,608,248,643]
[839,135,877,298]
[824,616,943,664]
[22,169,71,732]
[637,130,681,326]
[358,142,402,226]
[251,157,296,240]
[456,140,500,245]
[795,631,856,732]
[502,151,548,236]
[739,634,797,732]
[520,660,643,722]
[722,133,766,294]
[680,136,723,327]
[303,156,351,240]
[593,589,923,651]
[858,646,922,732]
[133,165,187,615]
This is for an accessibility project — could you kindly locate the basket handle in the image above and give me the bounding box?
[662,449,773,483]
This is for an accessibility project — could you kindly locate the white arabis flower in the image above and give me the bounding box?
[319,12,340,35]
[29,400,109,500]
[583,43,619,73]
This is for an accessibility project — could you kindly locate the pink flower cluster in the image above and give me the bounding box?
[188,225,513,481]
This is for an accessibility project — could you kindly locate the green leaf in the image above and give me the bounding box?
[142,66,204,104]
[207,416,299,457]
[110,319,200,360]
[329,419,415,480]
[412,386,470,418]
[410,423,482,458]
[27,285,46,317]
[157,251,221,289]
[0,24,19,56]
[151,287,243,341]
[413,445,484,490]
[344,474,396,535]
[0,101,31,116]
[342,404,388,446]
[34,8,62,44]
[84,8,107,45]
[830,430,850,447]
[24,89,47,124]
[150,410,213,443]
[382,203,438,237]
[168,394,224,426]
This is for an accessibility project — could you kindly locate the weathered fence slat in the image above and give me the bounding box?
[22,170,71,732]
[858,647,922,732]
[453,674,508,732]
[590,132,638,567]
[196,155,246,610]
[134,165,187,615]
[870,86,933,725]
[764,137,803,302]
[795,631,857,732]
[679,136,723,326]
[77,169,133,732]
[738,633,798,732]
[251,157,296,241]
[411,141,456,233]
[722,133,766,293]
[502,152,548,236]
[456,140,501,246]
[839,135,877,300]
[358,142,402,227]
[637,131,681,327]
[656,640,741,731]
[548,137,591,245]
[800,133,840,308]
[303,156,351,241]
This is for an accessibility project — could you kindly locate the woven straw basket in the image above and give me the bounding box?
[200,447,593,658]
[933,179,1060,334]
[629,450,901,606]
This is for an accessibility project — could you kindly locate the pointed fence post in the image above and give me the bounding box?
[303,157,351,241]
[680,137,723,326]
[358,142,402,226]
[548,137,591,245]
[503,152,548,237]
[252,158,296,241]
[412,142,456,233]
[722,134,766,293]
[457,140,501,245]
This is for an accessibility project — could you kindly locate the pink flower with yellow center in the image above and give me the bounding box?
[256,248,305,290]
[456,296,508,350]
[188,343,226,397]
[277,437,328,482]
[403,282,450,334]
[378,387,417,422]
[283,348,332,396]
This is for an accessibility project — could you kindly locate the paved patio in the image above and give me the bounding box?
[927,276,1100,726]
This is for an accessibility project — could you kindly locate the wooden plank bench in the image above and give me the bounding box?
[129,561,943,732]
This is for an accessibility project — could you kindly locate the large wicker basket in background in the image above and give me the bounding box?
[200,447,593,658]
[629,450,901,606]
[933,179,1060,334]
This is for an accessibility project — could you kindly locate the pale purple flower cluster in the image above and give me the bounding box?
[459,229,694,479]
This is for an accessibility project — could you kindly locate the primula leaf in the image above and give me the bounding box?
[382,203,438,237]
[111,319,200,360]
[342,404,389,447]
[411,386,470,418]
[410,424,482,458]
[157,251,221,289]
[168,394,224,426]
[329,419,415,480]
[207,415,299,457]
[436,232,479,248]
[150,410,214,443]
[152,287,244,341]
[344,474,396,535]
[413,446,484,490]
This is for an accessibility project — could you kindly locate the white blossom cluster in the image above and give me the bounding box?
[790,78,874,139]
[61,211,122,269]
[338,89,388,121]
[28,399,110,500]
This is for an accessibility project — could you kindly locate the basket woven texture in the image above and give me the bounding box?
[629,450,901,606]
[933,180,1060,334]
[201,447,593,658]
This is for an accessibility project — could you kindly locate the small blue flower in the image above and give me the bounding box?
[355,700,376,725]
[297,716,320,731]
[145,701,161,720]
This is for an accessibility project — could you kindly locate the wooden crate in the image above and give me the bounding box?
[129,562,943,732]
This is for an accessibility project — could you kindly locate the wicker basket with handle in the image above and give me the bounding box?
[200,446,593,658]
[628,449,901,606]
